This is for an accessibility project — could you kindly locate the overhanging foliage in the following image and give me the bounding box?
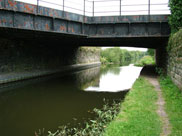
[169,0,182,33]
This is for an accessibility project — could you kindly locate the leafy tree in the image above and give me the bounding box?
[147,49,155,57]
[100,47,146,65]
[169,0,182,33]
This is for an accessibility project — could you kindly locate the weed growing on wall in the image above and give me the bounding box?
[167,29,182,52]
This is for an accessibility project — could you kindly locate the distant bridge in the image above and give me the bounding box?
[0,0,170,48]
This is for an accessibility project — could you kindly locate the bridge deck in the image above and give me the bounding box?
[0,0,170,48]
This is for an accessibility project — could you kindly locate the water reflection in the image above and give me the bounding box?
[85,64,142,92]
[100,65,121,75]
[0,66,128,136]
[73,67,100,90]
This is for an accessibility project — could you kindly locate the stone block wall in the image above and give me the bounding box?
[167,29,182,89]
[0,37,100,83]
[76,47,100,64]
[0,38,70,73]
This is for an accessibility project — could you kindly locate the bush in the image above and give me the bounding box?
[169,0,182,33]
[100,57,108,64]
[135,56,155,67]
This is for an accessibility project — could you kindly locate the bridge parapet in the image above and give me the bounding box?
[0,0,88,23]
[0,0,170,47]
[0,0,169,23]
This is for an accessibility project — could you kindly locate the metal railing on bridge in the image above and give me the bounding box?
[15,0,170,16]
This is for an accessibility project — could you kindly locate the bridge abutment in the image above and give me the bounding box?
[167,29,182,89]
[0,37,100,84]
[156,45,168,69]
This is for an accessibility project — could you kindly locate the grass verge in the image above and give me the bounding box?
[103,77,161,136]
[159,76,182,136]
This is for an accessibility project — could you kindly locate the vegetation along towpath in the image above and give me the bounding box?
[104,66,171,136]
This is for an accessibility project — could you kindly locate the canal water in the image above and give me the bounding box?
[0,64,142,136]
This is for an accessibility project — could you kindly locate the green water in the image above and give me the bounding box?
[0,65,142,136]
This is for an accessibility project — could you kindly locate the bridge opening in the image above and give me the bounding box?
[100,47,155,66]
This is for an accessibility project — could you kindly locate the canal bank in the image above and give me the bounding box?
[103,76,161,136]
[0,62,100,85]
[103,66,174,136]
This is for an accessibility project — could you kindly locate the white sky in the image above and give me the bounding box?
[15,0,170,16]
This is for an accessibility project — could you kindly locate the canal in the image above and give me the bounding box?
[0,64,142,136]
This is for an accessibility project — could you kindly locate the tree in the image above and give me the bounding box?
[101,47,146,65]
[169,0,182,33]
[147,49,155,57]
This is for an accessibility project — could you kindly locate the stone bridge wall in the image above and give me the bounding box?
[0,37,100,84]
[167,29,182,89]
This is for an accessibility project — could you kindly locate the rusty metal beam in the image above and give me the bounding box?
[0,8,170,36]
[0,0,170,48]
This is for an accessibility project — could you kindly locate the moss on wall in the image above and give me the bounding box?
[168,29,182,52]
[167,29,182,89]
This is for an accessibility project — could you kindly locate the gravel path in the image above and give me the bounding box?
[145,76,171,136]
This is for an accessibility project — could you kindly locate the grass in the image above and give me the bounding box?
[103,77,161,136]
[159,76,182,136]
